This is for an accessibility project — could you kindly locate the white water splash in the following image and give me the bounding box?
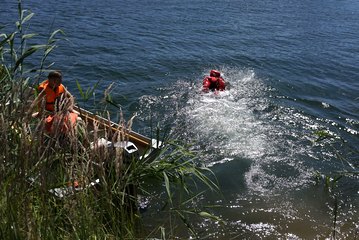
[139,67,319,195]
[183,69,271,162]
[138,67,358,238]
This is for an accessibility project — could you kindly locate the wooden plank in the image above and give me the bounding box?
[73,106,155,152]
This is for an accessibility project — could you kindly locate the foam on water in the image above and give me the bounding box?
[138,67,358,238]
[139,67,317,195]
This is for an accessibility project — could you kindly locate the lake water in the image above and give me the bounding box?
[1,0,358,238]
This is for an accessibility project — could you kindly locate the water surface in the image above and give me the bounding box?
[1,0,358,238]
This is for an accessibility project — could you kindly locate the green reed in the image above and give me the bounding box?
[313,129,358,239]
[0,2,220,239]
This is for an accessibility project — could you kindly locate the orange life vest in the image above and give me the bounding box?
[45,112,79,134]
[38,80,65,112]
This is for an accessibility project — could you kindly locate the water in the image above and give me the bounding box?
[1,0,358,238]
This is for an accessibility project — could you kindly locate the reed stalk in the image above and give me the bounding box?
[0,2,220,239]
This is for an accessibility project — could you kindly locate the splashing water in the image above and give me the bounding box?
[184,69,270,163]
[138,67,358,238]
[139,67,315,193]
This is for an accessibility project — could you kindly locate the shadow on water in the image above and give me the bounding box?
[138,66,358,239]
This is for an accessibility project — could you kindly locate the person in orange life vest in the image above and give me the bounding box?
[29,70,79,135]
[44,108,79,135]
[31,70,74,116]
[202,70,226,93]
[43,93,78,134]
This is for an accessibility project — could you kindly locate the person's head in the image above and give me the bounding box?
[48,70,62,88]
[210,70,220,77]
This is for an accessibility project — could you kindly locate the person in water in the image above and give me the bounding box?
[202,70,226,93]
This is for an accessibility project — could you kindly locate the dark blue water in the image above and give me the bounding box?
[1,0,358,238]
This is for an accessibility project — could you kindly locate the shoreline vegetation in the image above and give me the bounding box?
[0,2,220,239]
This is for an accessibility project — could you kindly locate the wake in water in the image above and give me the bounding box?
[138,66,358,200]
[182,69,270,163]
[138,67,358,238]
[138,67,319,195]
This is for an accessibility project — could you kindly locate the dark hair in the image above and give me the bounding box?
[48,70,62,80]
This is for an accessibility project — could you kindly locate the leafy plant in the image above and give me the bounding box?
[76,79,100,102]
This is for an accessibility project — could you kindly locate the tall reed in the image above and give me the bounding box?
[0,2,220,239]
[313,130,359,239]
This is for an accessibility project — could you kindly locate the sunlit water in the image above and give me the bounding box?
[1,0,358,238]
[138,67,358,238]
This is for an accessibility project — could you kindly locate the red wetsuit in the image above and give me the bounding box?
[202,76,226,92]
[202,70,226,93]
